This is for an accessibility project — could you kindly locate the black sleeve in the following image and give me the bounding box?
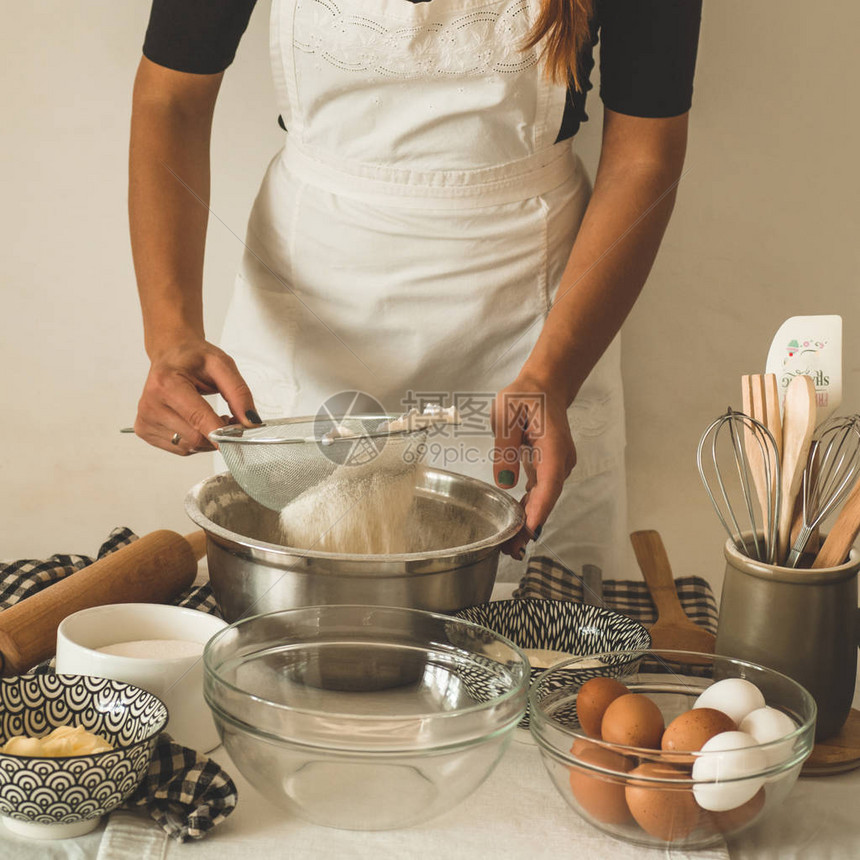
[143,0,258,75]
[598,0,703,118]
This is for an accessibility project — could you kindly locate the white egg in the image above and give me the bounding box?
[694,678,765,725]
[692,731,767,811]
[739,707,797,766]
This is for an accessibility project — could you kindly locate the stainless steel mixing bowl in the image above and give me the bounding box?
[185,467,524,621]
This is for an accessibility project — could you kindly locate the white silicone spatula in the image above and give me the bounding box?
[765,315,842,423]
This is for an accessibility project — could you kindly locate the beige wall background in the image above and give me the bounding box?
[2,1,858,597]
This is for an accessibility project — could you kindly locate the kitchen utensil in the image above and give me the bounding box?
[454,598,650,727]
[765,314,842,423]
[203,605,528,830]
[185,468,523,621]
[56,604,227,751]
[812,470,860,569]
[0,530,202,676]
[0,674,166,840]
[763,373,783,456]
[209,414,432,512]
[778,375,818,563]
[697,410,781,564]
[741,374,770,527]
[529,649,816,850]
[717,535,859,740]
[630,531,715,653]
[741,374,782,529]
[786,415,860,567]
[789,495,814,553]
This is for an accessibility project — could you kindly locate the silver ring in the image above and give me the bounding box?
[170,432,182,446]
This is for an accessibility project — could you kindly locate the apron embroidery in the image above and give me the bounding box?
[294,0,536,77]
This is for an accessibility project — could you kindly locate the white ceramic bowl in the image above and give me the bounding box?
[56,604,227,751]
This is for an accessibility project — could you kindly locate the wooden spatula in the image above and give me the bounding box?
[777,375,817,563]
[812,477,860,569]
[742,374,771,528]
[630,530,716,653]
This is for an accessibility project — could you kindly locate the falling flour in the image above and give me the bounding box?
[278,464,418,554]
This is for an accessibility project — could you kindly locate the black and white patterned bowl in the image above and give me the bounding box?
[0,674,167,839]
[455,599,651,727]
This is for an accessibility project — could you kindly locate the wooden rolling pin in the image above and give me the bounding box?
[0,530,205,676]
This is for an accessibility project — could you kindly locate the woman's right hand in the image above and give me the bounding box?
[134,338,260,455]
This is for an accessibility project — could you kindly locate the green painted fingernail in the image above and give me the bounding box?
[499,470,516,487]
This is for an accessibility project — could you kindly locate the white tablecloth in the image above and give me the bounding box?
[1,584,857,859]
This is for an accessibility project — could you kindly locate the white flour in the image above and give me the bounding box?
[96,639,204,659]
[279,464,417,554]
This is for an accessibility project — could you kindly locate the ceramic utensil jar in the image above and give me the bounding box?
[717,536,859,740]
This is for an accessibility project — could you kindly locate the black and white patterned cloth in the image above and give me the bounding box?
[514,554,719,634]
[0,528,234,842]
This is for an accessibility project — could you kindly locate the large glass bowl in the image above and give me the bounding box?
[529,650,816,850]
[204,605,528,830]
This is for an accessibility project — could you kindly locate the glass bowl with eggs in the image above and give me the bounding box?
[529,649,816,849]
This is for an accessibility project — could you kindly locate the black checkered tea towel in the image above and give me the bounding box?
[125,733,236,841]
[514,553,718,634]
[0,528,235,842]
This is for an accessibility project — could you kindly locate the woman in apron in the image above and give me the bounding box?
[130,0,702,580]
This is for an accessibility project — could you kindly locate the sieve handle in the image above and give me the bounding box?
[0,530,204,676]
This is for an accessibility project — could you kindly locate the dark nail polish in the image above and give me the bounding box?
[498,469,516,487]
[246,409,262,425]
[533,524,543,540]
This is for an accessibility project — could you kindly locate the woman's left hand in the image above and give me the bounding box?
[491,378,575,559]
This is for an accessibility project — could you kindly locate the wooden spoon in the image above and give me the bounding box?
[777,375,817,564]
[630,530,716,654]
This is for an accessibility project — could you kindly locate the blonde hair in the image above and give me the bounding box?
[522,0,596,87]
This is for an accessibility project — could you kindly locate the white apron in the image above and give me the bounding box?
[221,0,628,581]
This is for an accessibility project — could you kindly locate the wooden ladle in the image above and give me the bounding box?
[630,530,716,654]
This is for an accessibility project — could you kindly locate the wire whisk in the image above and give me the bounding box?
[697,409,782,564]
[785,414,860,567]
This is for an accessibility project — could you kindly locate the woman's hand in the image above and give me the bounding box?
[134,337,260,455]
[491,377,575,559]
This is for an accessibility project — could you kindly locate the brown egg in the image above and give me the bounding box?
[575,677,629,738]
[661,708,737,754]
[601,693,665,749]
[570,737,595,757]
[569,745,634,825]
[625,763,701,842]
[706,788,766,834]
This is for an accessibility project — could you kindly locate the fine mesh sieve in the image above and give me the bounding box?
[209,415,430,511]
